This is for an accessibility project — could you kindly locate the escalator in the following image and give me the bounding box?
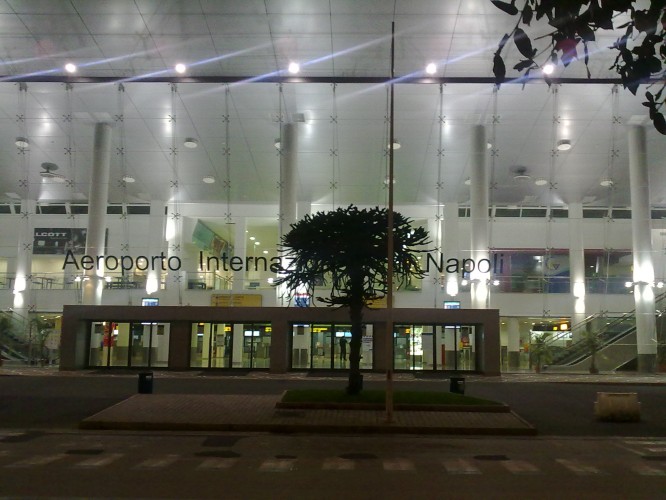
[0,311,29,363]
[545,292,666,372]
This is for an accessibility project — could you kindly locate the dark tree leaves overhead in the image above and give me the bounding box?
[490,0,666,135]
[275,205,430,394]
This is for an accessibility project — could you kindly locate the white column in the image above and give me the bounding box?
[233,218,247,292]
[443,203,460,299]
[279,123,298,237]
[568,203,586,338]
[469,125,489,309]
[628,125,657,372]
[145,200,166,296]
[82,123,112,305]
[12,199,36,332]
[278,123,298,307]
[507,317,521,370]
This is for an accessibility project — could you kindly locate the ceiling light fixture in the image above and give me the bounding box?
[486,142,492,149]
[425,62,437,75]
[202,176,215,184]
[464,177,471,185]
[534,178,548,186]
[542,62,555,75]
[288,61,300,74]
[122,175,135,183]
[15,137,29,148]
[64,62,77,73]
[184,138,198,148]
[174,63,187,74]
[557,139,572,151]
[389,140,401,150]
[274,139,281,150]
[600,178,614,187]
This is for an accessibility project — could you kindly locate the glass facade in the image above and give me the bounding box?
[89,321,170,368]
[190,322,271,369]
[291,324,374,370]
[394,324,476,372]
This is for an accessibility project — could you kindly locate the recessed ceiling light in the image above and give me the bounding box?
[15,137,29,148]
[425,62,437,75]
[122,175,135,183]
[202,176,215,184]
[557,139,572,151]
[542,63,555,75]
[288,61,300,74]
[535,178,548,186]
[64,62,77,73]
[600,178,614,187]
[486,142,492,149]
[388,140,401,150]
[274,139,281,150]
[464,177,471,185]
[174,63,187,74]
[184,138,198,148]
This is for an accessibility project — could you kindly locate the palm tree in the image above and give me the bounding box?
[275,205,430,394]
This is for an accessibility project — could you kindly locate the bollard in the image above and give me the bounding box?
[450,377,465,395]
[138,371,154,394]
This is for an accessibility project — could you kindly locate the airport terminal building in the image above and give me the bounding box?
[0,1,664,375]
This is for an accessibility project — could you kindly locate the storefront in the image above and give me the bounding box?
[60,305,501,375]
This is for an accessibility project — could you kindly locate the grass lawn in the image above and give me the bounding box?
[281,389,501,406]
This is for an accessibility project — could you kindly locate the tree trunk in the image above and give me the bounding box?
[346,300,364,395]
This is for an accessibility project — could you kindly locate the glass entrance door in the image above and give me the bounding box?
[241,323,271,368]
[393,324,433,370]
[210,323,232,368]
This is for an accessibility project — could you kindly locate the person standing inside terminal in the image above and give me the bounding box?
[339,337,348,362]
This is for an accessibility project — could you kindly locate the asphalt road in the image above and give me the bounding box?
[1,373,665,436]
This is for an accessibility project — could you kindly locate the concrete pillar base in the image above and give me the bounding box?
[637,353,656,373]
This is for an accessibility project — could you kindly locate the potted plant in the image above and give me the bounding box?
[582,329,602,374]
[530,333,552,373]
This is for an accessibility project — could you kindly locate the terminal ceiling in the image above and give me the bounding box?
[0,0,663,211]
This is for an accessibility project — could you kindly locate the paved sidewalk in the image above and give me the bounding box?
[79,393,537,436]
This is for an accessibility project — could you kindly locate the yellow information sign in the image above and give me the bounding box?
[211,294,262,307]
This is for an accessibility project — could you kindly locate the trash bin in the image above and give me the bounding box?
[138,371,153,394]
[450,377,465,395]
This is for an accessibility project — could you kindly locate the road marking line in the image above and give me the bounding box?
[383,458,415,471]
[135,454,180,469]
[503,460,541,474]
[623,440,666,445]
[74,453,124,468]
[443,459,481,475]
[322,457,355,470]
[197,457,238,469]
[259,458,296,472]
[5,454,67,467]
[646,448,666,453]
[632,464,666,476]
[556,459,604,475]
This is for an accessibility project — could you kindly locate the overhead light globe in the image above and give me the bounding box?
[464,177,471,185]
[274,139,281,150]
[388,140,400,150]
[184,138,198,148]
[534,178,548,186]
[425,62,437,75]
[288,61,300,74]
[600,178,614,187]
[64,62,77,73]
[122,175,135,183]
[557,139,572,151]
[174,63,187,74]
[202,176,215,184]
[542,63,555,75]
[15,137,29,148]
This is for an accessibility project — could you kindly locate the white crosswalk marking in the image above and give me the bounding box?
[322,457,355,470]
[503,460,541,474]
[259,458,296,472]
[383,458,414,471]
[632,464,666,476]
[197,457,238,469]
[646,448,666,453]
[135,454,179,469]
[556,459,604,475]
[6,454,67,467]
[75,453,124,468]
[443,459,481,475]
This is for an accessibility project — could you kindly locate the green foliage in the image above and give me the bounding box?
[531,332,553,370]
[275,205,430,308]
[491,0,666,134]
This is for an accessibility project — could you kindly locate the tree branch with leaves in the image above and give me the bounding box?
[275,205,430,394]
[491,0,666,134]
